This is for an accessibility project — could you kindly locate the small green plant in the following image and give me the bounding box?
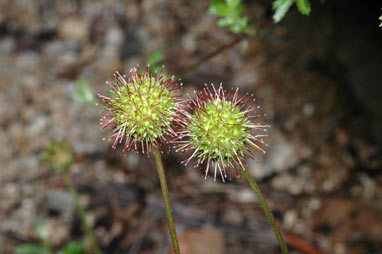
[175,84,287,253]
[98,72,288,253]
[208,0,311,33]
[98,66,182,153]
[14,244,51,254]
[98,65,183,254]
[60,242,86,254]
[72,77,96,105]
[208,0,254,35]
[40,140,101,254]
[14,219,85,254]
[176,84,268,181]
[15,242,85,254]
[94,2,312,252]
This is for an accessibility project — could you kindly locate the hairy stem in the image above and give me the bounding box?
[62,171,102,254]
[242,167,288,254]
[153,148,181,254]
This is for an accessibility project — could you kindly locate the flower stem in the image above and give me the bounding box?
[62,171,102,254]
[153,147,181,254]
[241,167,288,254]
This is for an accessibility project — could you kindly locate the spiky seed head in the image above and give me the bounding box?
[41,140,76,172]
[98,65,183,155]
[175,83,268,182]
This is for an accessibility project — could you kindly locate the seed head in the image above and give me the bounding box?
[98,65,183,155]
[41,140,76,172]
[175,83,268,182]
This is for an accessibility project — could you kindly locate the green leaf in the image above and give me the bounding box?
[14,244,50,254]
[296,0,311,15]
[217,17,235,27]
[272,0,295,23]
[209,0,253,35]
[232,4,244,18]
[72,77,95,104]
[208,0,230,16]
[147,50,166,75]
[147,50,164,67]
[61,242,85,254]
[225,0,240,8]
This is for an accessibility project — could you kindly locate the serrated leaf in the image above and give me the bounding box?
[61,242,85,254]
[273,0,295,23]
[209,0,253,35]
[72,77,95,104]
[14,244,50,254]
[296,0,310,15]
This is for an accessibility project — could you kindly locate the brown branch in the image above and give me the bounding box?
[176,18,274,78]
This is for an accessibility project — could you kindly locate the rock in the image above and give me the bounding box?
[222,208,244,226]
[175,228,225,254]
[45,218,70,245]
[284,209,298,230]
[59,17,89,42]
[46,190,75,223]
[1,199,36,236]
[248,130,298,179]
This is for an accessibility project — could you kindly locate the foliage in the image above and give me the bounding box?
[14,242,85,254]
[208,0,253,35]
[295,0,311,15]
[72,77,96,105]
[14,219,85,254]
[14,244,50,254]
[209,0,312,34]
[272,0,311,23]
[147,50,166,74]
[60,243,86,254]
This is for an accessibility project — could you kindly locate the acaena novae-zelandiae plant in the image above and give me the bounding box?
[174,83,288,254]
[98,65,183,254]
[98,65,183,154]
[41,140,101,254]
[98,66,287,253]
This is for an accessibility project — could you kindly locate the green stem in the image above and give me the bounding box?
[242,167,288,254]
[62,171,102,254]
[153,148,181,254]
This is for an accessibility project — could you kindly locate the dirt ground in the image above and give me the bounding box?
[0,0,381,253]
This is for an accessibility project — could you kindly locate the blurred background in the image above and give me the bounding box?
[0,0,381,253]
